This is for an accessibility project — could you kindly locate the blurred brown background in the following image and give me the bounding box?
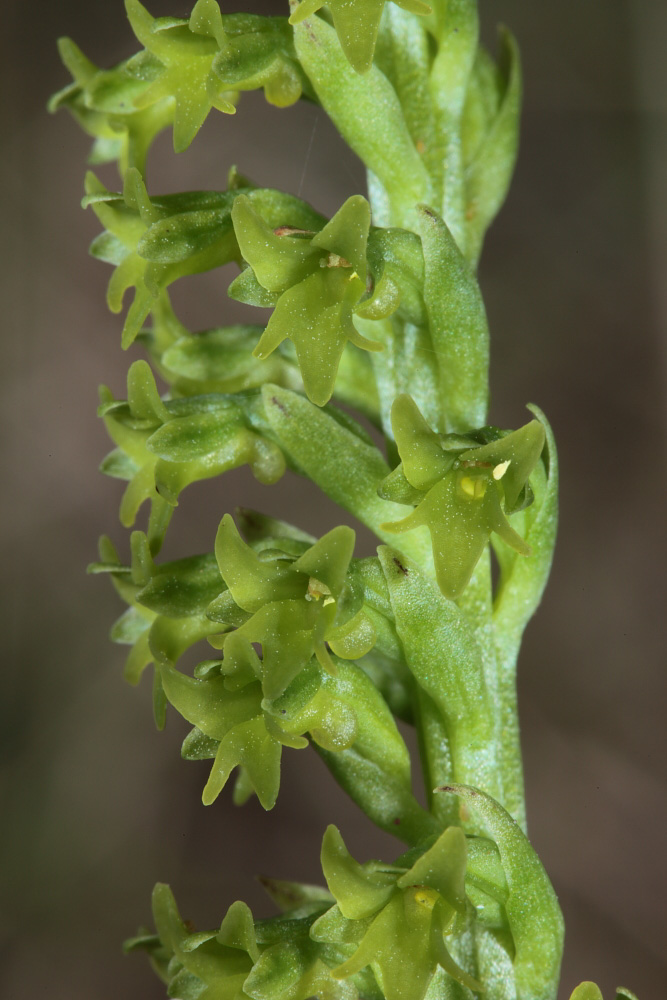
[2,1,665,997]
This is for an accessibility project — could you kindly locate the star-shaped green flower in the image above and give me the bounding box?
[84,169,246,347]
[48,38,174,174]
[289,0,432,74]
[315,824,481,1000]
[231,194,390,406]
[100,360,286,552]
[126,885,259,1000]
[380,394,546,600]
[125,0,236,152]
[93,514,380,810]
[211,515,376,700]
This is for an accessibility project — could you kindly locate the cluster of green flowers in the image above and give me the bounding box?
[53,1,634,998]
[126,809,567,1000]
[125,817,636,1000]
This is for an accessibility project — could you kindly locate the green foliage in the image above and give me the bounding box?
[124,815,569,1000]
[51,0,632,998]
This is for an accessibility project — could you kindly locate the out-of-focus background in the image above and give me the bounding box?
[2,1,665,997]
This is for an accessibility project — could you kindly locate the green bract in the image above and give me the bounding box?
[55,0,631,997]
[380,394,546,599]
[436,784,564,1000]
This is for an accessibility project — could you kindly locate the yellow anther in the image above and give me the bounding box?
[412,886,439,910]
[493,459,511,481]
[460,476,487,499]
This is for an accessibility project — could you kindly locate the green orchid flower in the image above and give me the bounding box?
[99,360,285,553]
[289,0,432,75]
[94,518,393,812]
[231,194,391,407]
[211,515,376,700]
[84,169,243,347]
[85,170,326,349]
[315,825,481,1000]
[125,885,259,1000]
[48,38,174,175]
[246,909,358,1000]
[125,0,237,152]
[379,394,546,600]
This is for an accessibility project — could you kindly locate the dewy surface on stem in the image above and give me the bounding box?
[50,0,635,998]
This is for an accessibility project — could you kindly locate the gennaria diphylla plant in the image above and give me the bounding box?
[51,2,638,999]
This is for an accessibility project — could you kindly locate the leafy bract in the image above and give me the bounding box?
[415,205,489,431]
[261,385,431,569]
[436,784,564,1000]
[378,545,502,808]
[292,10,433,229]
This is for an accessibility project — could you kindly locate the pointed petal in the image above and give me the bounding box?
[391,394,454,489]
[232,194,317,292]
[215,514,305,612]
[203,716,281,808]
[311,194,370,280]
[461,418,545,510]
[321,825,395,919]
[289,0,324,25]
[398,826,467,913]
[292,525,355,597]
